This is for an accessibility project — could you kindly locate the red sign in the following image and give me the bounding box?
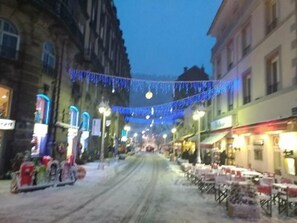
[76,166,86,180]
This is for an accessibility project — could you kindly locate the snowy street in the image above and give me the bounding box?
[0,153,296,223]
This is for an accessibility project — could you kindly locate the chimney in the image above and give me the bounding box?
[184,67,188,72]
[201,65,205,73]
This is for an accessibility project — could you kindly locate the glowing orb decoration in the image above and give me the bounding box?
[145,90,153,99]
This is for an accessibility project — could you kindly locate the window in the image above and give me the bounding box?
[266,54,280,95]
[216,56,221,79]
[266,0,278,35]
[227,40,233,71]
[242,23,251,57]
[41,41,55,75]
[69,105,79,127]
[35,94,50,125]
[227,84,234,111]
[254,148,263,160]
[243,72,251,104]
[0,86,11,118]
[217,94,222,115]
[0,19,19,59]
[82,112,90,131]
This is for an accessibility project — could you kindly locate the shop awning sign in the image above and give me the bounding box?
[0,119,15,130]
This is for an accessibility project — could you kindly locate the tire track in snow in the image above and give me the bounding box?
[51,155,145,223]
[120,154,160,223]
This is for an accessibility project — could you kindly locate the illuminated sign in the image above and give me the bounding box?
[211,116,232,130]
[33,123,48,136]
[91,119,101,136]
[0,119,15,130]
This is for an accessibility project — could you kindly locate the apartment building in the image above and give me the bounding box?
[208,0,297,178]
[0,0,130,177]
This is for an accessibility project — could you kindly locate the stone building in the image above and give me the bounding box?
[0,0,130,177]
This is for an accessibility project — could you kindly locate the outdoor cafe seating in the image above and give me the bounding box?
[257,177,274,217]
[274,179,297,216]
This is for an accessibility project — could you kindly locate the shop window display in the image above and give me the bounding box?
[0,86,11,118]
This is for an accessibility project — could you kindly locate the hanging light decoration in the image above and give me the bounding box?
[69,68,231,96]
[145,85,153,99]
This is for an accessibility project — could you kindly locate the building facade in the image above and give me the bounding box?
[208,0,297,178]
[0,0,130,177]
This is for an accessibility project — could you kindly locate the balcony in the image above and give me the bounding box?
[0,45,20,60]
[30,0,84,49]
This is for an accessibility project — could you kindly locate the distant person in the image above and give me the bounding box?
[203,151,211,165]
[220,150,227,165]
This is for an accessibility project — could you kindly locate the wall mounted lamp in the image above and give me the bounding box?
[283,150,294,157]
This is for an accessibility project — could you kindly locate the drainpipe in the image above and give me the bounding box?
[47,38,66,158]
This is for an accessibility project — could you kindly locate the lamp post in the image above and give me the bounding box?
[163,134,167,144]
[192,110,206,164]
[171,127,176,141]
[98,100,111,169]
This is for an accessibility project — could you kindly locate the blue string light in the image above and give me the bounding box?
[69,68,227,95]
[69,68,234,118]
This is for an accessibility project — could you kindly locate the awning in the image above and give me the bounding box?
[177,133,194,141]
[200,131,229,146]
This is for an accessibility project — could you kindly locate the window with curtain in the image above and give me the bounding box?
[216,55,222,79]
[265,0,278,35]
[227,84,234,111]
[227,40,234,71]
[41,41,56,75]
[0,19,19,59]
[266,53,280,95]
[242,23,251,57]
[243,72,251,104]
[217,94,222,115]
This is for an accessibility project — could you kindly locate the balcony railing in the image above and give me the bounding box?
[30,0,84,48]
[243,95,251,104]
[267,83,279,95]
[0,45,19,60]
[242,45,250,57]
[266,18,278,35]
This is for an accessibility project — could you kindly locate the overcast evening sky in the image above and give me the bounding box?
[113,0,222,80]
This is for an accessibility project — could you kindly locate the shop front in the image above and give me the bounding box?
[0,85,15,176]
[31,94,50,157]
[80,112,90,154]
[232,117,297,177]
[67,105,79,162]
[200,115,233,165]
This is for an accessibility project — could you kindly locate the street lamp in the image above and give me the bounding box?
[163,133,167,144]
[192,110,206,164]
[98,100,111,169]
[124,125,131,138]
[171,127,176,140]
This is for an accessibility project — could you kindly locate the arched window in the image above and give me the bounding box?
[81,112,90,131]
[0,19,19,59]
[69,105,79,127]
[41,41,56,75]
[35,94,50,125]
